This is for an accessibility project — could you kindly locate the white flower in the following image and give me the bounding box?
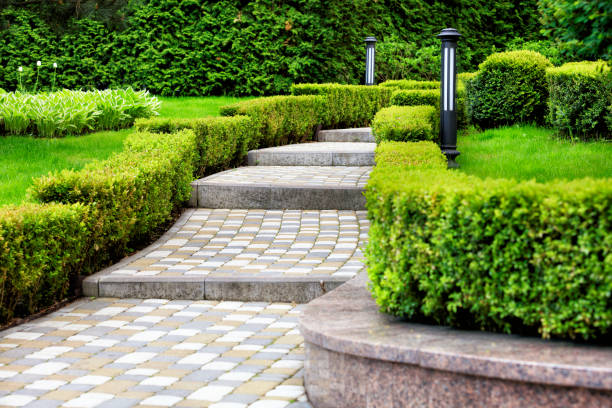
[53,62,57,68]
[36,61,41,66]
[18,66,23,72]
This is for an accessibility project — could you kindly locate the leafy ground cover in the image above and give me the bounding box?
[0,96,247,205]
[457,125,612,182]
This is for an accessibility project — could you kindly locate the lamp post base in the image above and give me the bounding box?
[442,149,460,169]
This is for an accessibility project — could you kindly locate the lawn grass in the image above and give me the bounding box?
[457,125,612,182]
[158,96,249,118]
[0,96,248,206]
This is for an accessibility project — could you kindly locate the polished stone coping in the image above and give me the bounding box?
[299,273,612,391]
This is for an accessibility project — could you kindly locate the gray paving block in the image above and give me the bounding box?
[317,128,375,143]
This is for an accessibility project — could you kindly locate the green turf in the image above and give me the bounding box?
[457,125,612,182]
[0,129,130,206]
[0,96,249,206]
[158,96,249,118]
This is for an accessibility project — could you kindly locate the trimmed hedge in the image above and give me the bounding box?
[220,95,324,147]
[371,105,437,143]
[135,115,256,174]
[465,50,552,128]
[366,142,612,341]
[0,203,91,323]
[546,61,611,139]
[290,83,393,128]
[390,88,469,130]
[380,79,440,90]
[30,130,197,263]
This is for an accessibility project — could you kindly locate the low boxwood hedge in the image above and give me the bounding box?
[371,105,437,143]
[0,203,91,323]
[220,95,324,147]
[546,61,611,139]
[366,142,612,341]
[379,79,440,89]
[290,83,393,128]
[135,115,257,175]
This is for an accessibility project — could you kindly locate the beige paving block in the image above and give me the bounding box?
[189,334,219,343]
[91,368,125,378]
[43,390,82,400]
[234,380,279,395]
[63,352,93,359]
[138,361,172,370]
[157,369,190,378]
[283,378,304,386]
[0,364,29,373]
[91,380,137,393]
[243,359,274,367]
[0,382,24,392]
[107,346,137,353]
[175,400,211,407]
[118,391,154,399]
[23,340,53,348]
[168,381,203,391]
[263,367,299,376]
[222,350,257,358]
[275,335,304,345]
[72,357,113,370]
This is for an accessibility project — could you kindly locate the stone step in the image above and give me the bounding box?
[317,127,375,143]
[83,208,369,302]
[189,166,371,210]
[248,142,375,166]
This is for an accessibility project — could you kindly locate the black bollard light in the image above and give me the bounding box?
[365,36,377,85]
[437,28,461,168]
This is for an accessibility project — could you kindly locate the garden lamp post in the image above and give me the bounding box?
[438,28,461,168]
[365,36,377,85]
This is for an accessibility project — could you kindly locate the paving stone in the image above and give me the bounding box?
[1,299,310,406]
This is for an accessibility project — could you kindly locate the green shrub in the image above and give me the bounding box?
[372,105,437,143]
[0,2,543,95]
[376,39,441,82]
[0,89,160,137]
[375,141,447,169]
[390,89,439,107]
[546,61,611,139]
[466,50,552,128]
[390,88,469,129]
[366,143,612,341]
[220,95,324,147]
[135,115,256,174]
[380,79,440,90]
[290,83,393,128]
[30,130,197,263]
[0,203,91,323]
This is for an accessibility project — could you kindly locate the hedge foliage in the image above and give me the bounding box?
[220,95,324,147]
[546,61,611,139]
[0,1,543,95]
[366,142,612,341]
[0,89,159,137]
[465,51,552,128]
[135,115,257,174]
[380,80,440,90]
[372,105,437,143]
[390,88,469,130]
[0,203,91,323]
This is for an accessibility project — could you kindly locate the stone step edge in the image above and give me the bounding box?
[189,182,366,210]
[317,128,375,143]
[247,149,374,166]
[83,275,347,303]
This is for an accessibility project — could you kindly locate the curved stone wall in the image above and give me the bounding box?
[299,274,612,407]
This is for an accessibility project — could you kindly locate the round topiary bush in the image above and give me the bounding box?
[466,50,552,128]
